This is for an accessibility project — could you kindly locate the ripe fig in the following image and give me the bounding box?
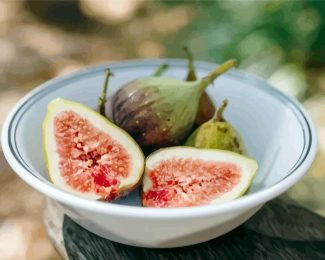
[110,59,237,151]
[185,99,245,154]
[184,46,215,125]
[141,147,257,208]
[43,98,144,202]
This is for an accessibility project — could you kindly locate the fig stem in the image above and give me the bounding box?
[97,68,113,116]
[213,99,228,122]
[153,63,169,76]
[183,46,197,81]
[200,59,238,91]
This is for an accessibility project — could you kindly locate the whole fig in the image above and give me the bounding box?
[185,99,245,154]
[110,59,237,151]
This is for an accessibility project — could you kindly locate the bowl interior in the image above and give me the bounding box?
[8,60,310,207]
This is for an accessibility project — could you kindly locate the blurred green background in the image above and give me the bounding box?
[0,1,324,259]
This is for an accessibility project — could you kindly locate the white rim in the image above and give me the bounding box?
[1,59,318,219]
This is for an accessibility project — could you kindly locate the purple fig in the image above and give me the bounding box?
[99,59,237,151]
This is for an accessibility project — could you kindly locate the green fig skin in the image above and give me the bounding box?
[111,60,237,151]
[112,77,202,150]
[185,121,243,154]
[185,100,244,154]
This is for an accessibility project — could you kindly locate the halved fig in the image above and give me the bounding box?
[43,98,144,201]
[142,147,257,208]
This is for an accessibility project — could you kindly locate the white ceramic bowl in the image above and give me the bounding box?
[1,59,317,248]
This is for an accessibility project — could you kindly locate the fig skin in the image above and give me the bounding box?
[98,65,168,122]
[185,99,245,154]
[111,60,237,151]
[184,46,215,125]
[195,91,216,125]
[112,78,199,150]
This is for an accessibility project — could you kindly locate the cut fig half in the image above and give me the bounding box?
[43,98,144,201]
[142,147,257,208]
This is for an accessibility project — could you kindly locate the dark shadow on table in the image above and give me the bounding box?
[63,198,325,260]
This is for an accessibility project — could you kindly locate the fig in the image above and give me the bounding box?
[141,147,257,208]
[185,99,245,154]
[184,46,215,125]
[110,59,237,151]
[43,98,144,201]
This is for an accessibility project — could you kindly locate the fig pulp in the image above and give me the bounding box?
[185,99,245,154]
[43,98,144,201]
[110,59,237,151]
[142,147,257,208]
[184,46,215,125]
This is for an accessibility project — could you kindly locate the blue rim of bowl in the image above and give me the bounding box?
[1,59,316,218]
